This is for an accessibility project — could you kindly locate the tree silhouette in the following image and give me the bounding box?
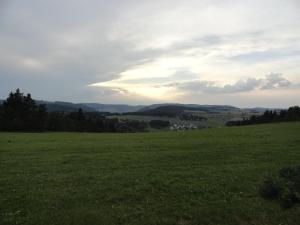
[0,89,47,131]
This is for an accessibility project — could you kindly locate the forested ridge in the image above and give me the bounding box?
[0,89,147,132]
[226,107,300,126]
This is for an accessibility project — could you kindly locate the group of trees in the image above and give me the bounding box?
[226,106,300,126]
[0,89,147,132]
[179,113,207,121]
[0,89,48,131]
[149,120,170,129]
[259,166,300,209]
[44,110,147,132]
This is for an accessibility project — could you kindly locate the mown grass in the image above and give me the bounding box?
[0,122,300,225]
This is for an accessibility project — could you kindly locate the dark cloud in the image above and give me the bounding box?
[164,73,293,94]
[261,73,291,89]
[0,0,168,100]
[164,79,260,94]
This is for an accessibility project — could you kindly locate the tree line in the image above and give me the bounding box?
[0,89,147,132]
[226,106,300,126]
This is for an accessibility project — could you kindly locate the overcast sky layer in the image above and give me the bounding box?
[0,0,299,107]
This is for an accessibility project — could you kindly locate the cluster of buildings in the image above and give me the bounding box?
[169,123,199,131]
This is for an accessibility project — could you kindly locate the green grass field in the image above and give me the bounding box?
[1,123,300,225]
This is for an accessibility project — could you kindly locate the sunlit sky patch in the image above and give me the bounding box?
[0,0,300,107]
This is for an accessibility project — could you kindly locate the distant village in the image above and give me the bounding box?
[169,123,199,131]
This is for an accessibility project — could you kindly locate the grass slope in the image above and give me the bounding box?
[0,123,300,225]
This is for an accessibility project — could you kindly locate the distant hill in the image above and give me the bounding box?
[128,104,241,117]
[1,99,282,114]
[37,101,96,112]
[139,103,240,112]
[82,103,145,113]
[243,107,285,113]
[0,99,94,112]
[37,101,145,113]
[0,99,143,113]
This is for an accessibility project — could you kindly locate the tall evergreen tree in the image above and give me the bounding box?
[0,89,47,131]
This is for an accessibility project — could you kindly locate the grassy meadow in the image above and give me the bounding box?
[1,122,300,225]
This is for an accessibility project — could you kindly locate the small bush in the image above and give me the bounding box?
[259,166,300,209]
[259,174,282,200]
[279,187,297,209]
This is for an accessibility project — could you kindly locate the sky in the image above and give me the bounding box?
[0,0,300,107]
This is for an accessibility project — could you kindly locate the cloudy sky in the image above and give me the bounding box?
[0,0,300,107]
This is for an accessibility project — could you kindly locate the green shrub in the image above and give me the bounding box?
[259,166,300,209]
[259,174,282,200]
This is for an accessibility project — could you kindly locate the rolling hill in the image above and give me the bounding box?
[128,104,242,117]
[1,99,282,115]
